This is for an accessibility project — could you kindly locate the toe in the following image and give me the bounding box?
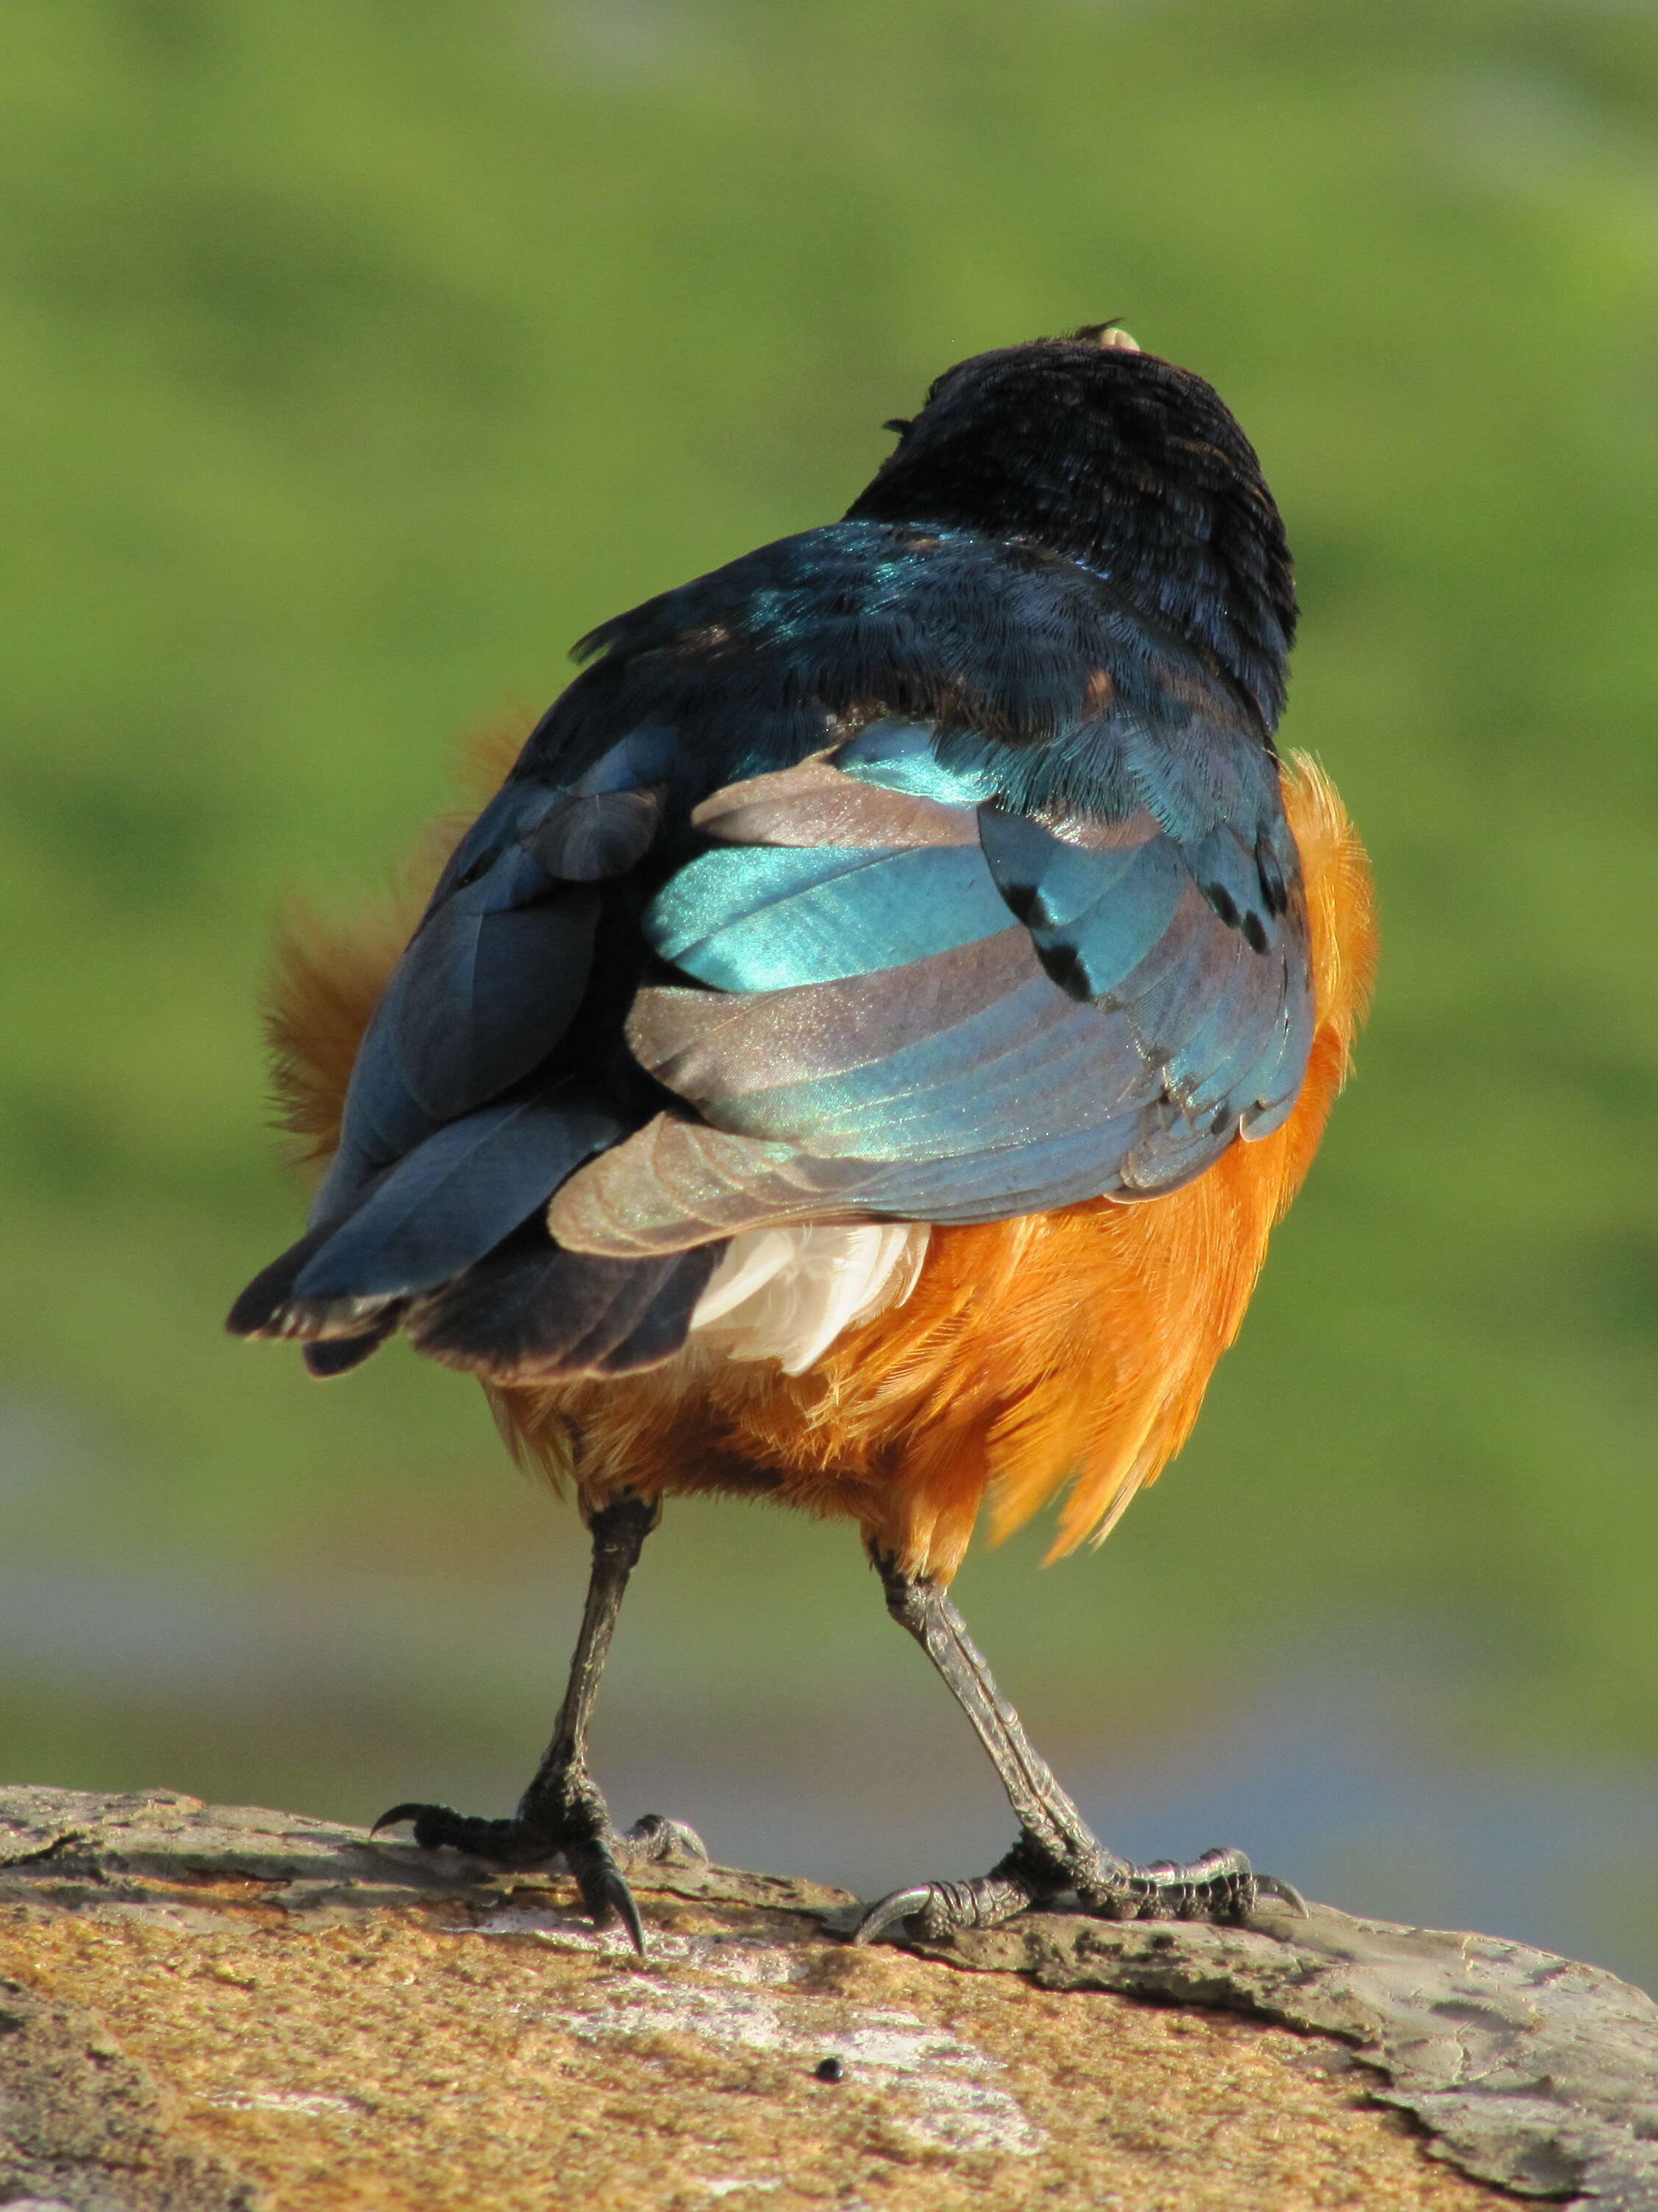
[624,1812,708,1864]
[567,1839,649,1955]
[850,1868,1036,1944]
[368,1804,555,1864]
[1090,1845,1263,1924]
[850,1885,937,1946]
[370,1801,487,1852]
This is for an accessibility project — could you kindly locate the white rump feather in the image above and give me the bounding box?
[689,1222,930,1374]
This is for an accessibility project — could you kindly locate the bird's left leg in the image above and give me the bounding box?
[375,1491,703,1952]
[851,1543,1303,1945]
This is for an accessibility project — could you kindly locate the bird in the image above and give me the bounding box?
[229,323,1377,1955]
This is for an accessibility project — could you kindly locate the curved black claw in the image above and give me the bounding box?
[851,1885,937,1947]
[1252,1871,1309,1916]
[566,1837,647,1955]
[571,1815,707,1955]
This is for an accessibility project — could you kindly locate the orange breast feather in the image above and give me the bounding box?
[268,748,1374,1587]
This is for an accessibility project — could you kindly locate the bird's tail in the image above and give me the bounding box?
[226,1157,722,1382]
[227,820,722,1381]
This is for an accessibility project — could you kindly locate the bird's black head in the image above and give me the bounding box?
[846,327,1297,730]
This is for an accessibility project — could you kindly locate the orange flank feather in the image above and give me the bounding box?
[267,748,1375,1587]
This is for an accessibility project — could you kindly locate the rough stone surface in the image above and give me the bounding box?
[887,1905,1658,2211]
[0,1787,1646,2210]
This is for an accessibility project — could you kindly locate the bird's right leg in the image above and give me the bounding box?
[851,1543,1301,1944]
[374,1490,703,1952]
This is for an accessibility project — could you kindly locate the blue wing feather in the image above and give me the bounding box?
[649,845,1012,991]
[610,679,1313,1231]
[293,1099,623,1302]
[704,971,1129,1158]
[388,883,600,1121]
[1032,847,1188,1001]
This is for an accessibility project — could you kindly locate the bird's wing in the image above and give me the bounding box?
[549,713,1314,1256]
[226,723,713,1366]
[229,521,1314,1378]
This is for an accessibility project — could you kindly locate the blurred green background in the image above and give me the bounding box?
[3,0,1655,1985]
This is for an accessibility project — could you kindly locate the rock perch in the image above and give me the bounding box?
[1,1787,1654,2211]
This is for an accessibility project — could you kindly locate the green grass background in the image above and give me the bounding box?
[2,0,1654,1979]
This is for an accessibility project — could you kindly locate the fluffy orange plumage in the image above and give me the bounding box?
[266,742,1373,1587]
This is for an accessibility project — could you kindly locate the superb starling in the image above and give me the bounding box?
[230,326,1376,1952]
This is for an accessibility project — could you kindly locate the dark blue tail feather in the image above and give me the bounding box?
[407,1230,722,1380]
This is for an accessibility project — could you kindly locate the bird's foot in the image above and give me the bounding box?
[372,1798,707,1955]
[850,1832,1305,1946]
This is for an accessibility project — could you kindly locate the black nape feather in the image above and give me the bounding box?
[847,333,1296,731]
